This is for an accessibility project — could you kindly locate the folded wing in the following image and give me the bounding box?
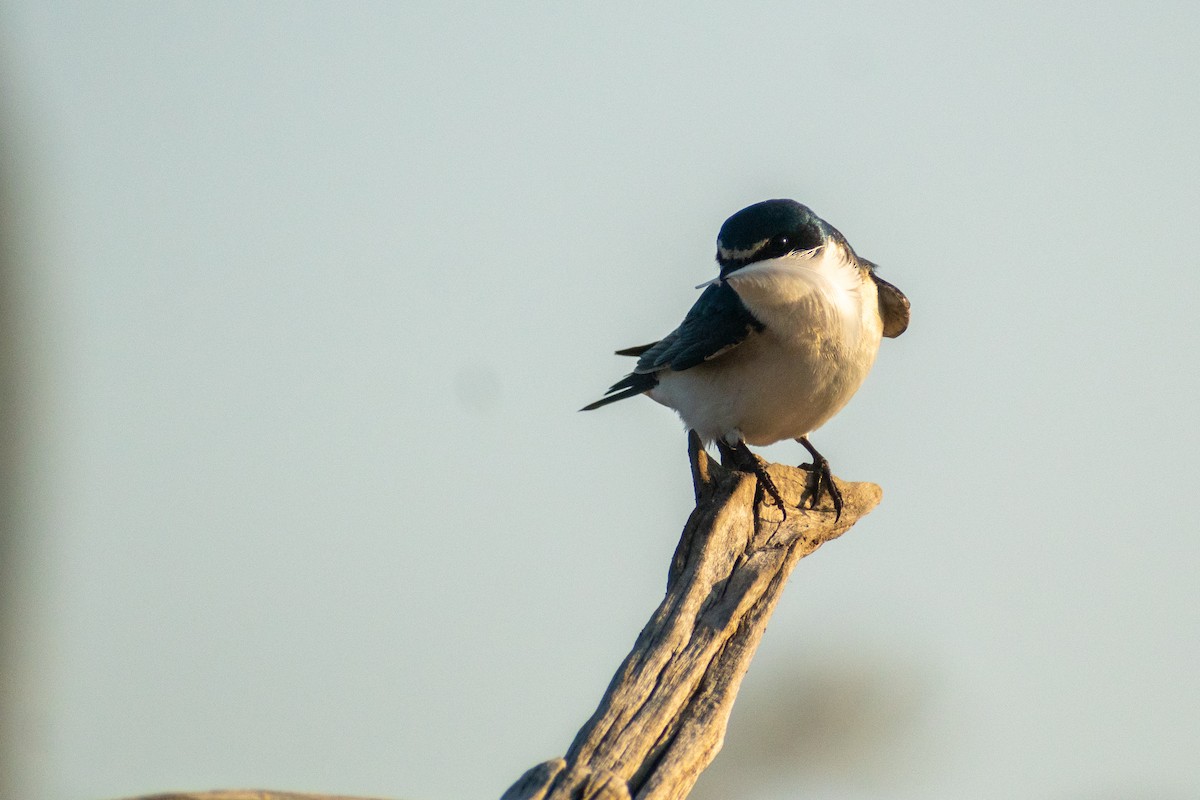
[581,282,764,411]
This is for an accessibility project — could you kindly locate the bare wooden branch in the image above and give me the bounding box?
[502,433,882,800]
[115,435,881,800]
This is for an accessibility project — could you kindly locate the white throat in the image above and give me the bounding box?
[724,242,866,324]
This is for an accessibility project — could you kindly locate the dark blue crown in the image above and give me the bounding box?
[716,199,836,272]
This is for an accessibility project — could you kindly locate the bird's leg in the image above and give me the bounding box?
[716,438,786,513]
[796,436,843,521]
[713,439,740,469]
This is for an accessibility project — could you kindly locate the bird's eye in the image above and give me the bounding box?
[773,234,792,249]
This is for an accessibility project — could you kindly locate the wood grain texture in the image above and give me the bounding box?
[504,433,881,800]
[115,435,881,800]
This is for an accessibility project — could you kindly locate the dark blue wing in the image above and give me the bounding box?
[868,270,910,338]
[633,281,764,373]
[580,280,763,411]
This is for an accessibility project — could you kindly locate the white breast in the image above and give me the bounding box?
[649,245,883,446]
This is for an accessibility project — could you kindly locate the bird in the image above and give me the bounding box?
[582,198,909,519]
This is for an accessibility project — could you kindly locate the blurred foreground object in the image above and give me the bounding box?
[117,435,880,800]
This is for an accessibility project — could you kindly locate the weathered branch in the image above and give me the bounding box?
[500,433,881,800]
[114,435,881,800]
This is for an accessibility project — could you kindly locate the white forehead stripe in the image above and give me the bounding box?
[717,238,770,262]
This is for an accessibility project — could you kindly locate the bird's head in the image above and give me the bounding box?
[715,199,846,278]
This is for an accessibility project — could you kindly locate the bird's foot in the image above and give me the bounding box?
[798,457,843,521]
[751,461,786,515]
[795,437,842,521]
[716,439,786,516]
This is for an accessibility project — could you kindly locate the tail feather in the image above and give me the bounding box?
[580,372,658,411]
[614,342,658,357]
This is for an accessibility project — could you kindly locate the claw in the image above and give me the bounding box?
[715,438,787,518]
[796,437,842,521]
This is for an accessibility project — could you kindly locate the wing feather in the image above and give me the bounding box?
[580,280,764,411]
[633,281,764,373]
[870,272,910,338]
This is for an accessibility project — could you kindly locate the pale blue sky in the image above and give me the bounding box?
[2,3,1198,800]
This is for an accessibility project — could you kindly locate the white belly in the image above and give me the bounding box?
[648,250,883,446]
